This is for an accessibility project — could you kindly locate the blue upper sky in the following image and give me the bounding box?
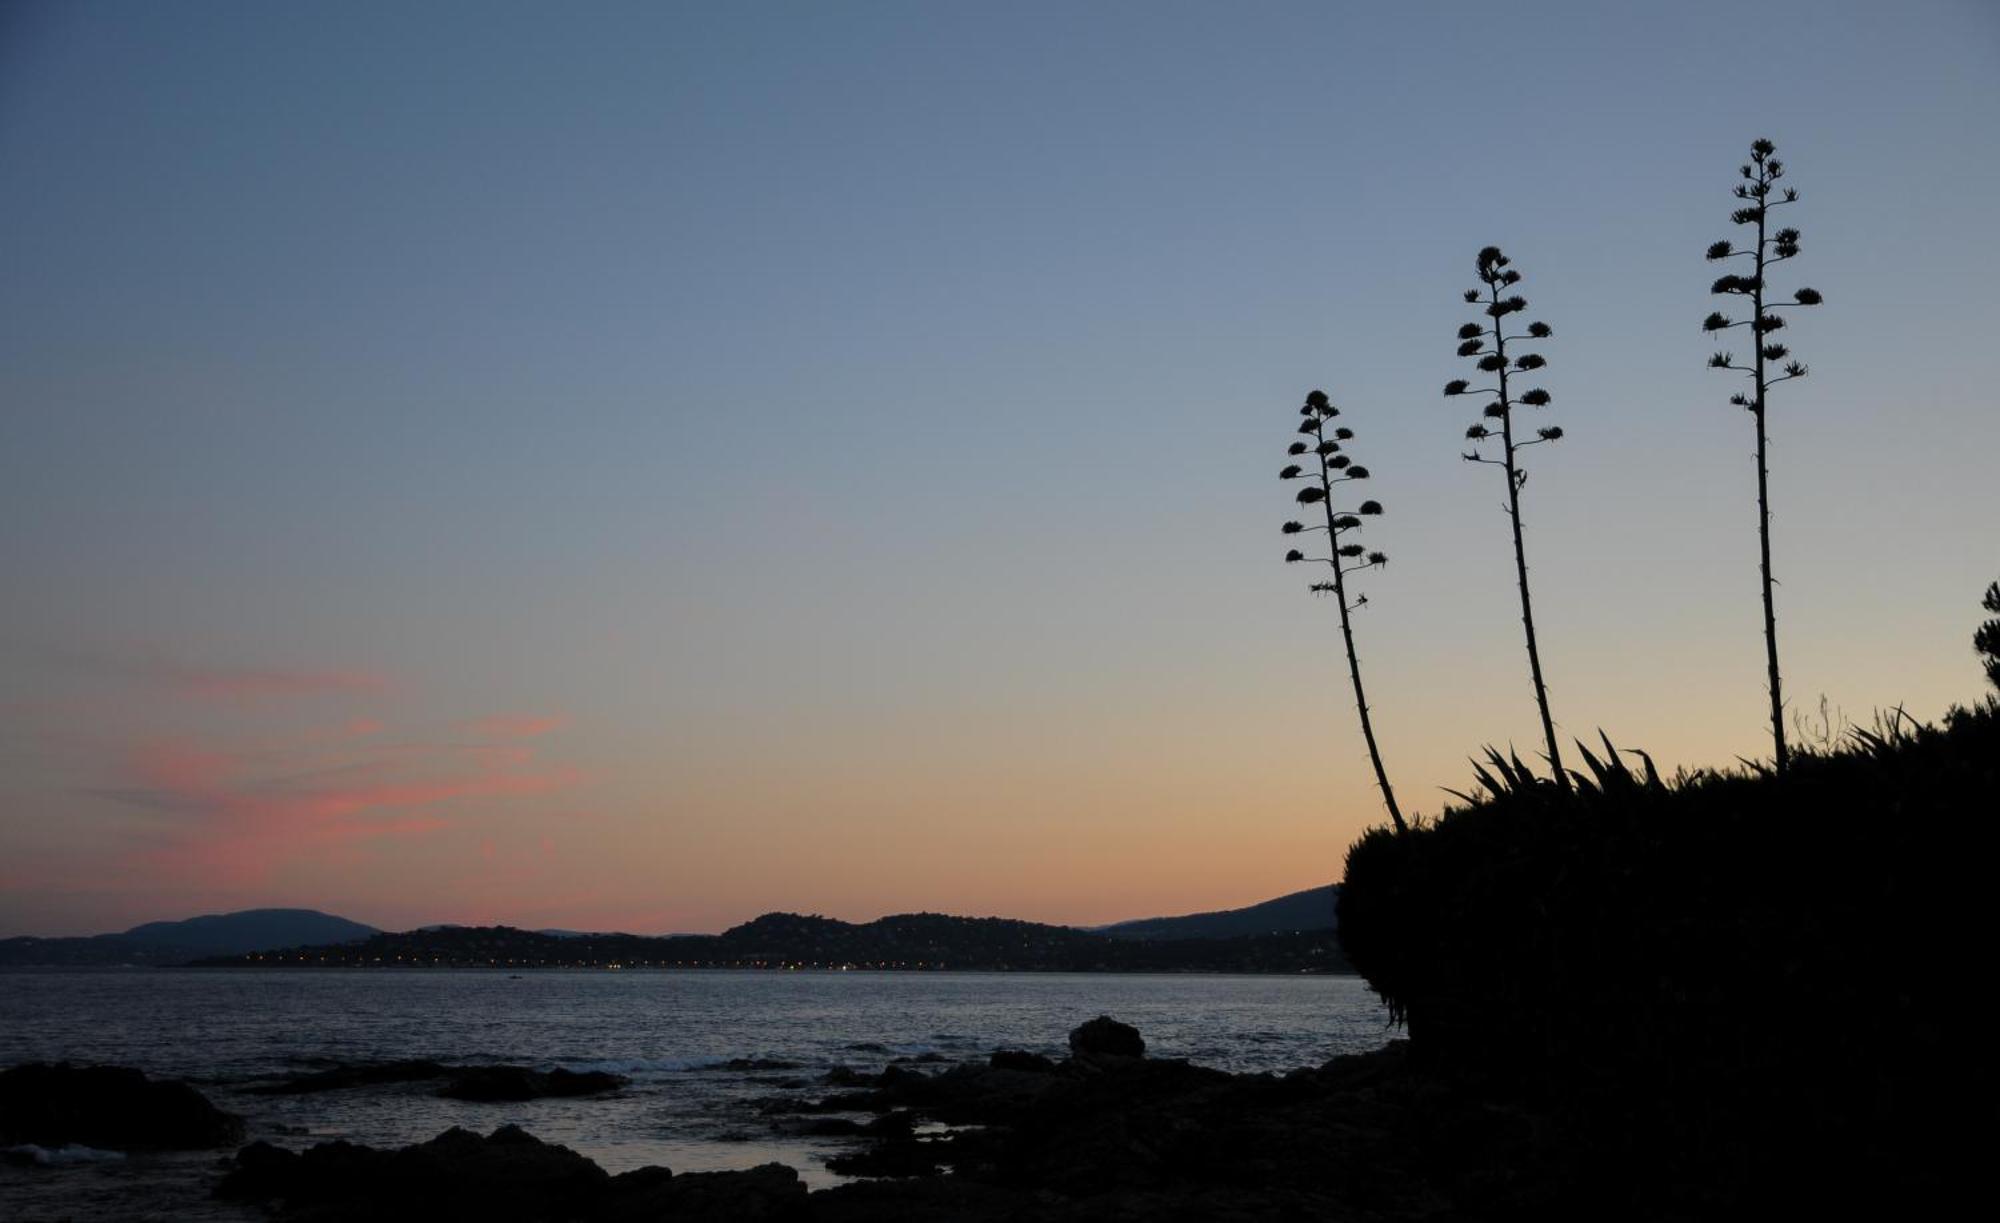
[3,1,1997,934]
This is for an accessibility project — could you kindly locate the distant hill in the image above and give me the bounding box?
[121,909,378,954]
[193,910,1349,974]
[0,908,378,966]
[1097,886,1338,941]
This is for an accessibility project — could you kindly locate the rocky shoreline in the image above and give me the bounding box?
[1,1017,1612,1222]
[5,1010,1955,1220]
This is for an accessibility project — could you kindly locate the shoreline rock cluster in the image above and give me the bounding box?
[9,1010,1955,1220]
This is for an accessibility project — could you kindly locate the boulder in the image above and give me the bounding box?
[253,1059,449,1094]
[0,1062,243,1150]
[217,1124,612,1220]
[988,1049,1057,1074]
[1067,1016,1145,1060]
[602,1161,807,1222]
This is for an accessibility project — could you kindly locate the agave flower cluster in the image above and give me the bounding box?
[1280,390,1387,594]
[1702,138,1823,409]
[1447,246,1561,475]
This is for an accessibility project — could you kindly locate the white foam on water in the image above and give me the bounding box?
[5,1143,128,1165]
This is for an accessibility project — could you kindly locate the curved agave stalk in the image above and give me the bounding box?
[1280,390,1405,833]
[1448,247,1569,793]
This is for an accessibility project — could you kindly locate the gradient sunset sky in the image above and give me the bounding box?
[4,1,1997,936]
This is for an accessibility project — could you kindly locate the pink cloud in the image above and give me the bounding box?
[106,733,581,889]
[467,713,569,739]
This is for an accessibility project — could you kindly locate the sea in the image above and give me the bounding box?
[1,968,1394,1218]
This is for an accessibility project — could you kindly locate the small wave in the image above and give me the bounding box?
[550,1056,730,1074]
[4,1143,127,1166]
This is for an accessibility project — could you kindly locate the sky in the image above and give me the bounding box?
[3,1,1997,937]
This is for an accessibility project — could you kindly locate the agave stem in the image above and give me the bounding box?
[1307,416,1407,833]
[1748,161,1790,775]
[1486,280,1569,793]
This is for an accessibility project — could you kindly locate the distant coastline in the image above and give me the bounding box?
[188,914,1349,974]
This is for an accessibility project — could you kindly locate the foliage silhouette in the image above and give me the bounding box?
[1977,580,2000,692]
[1703,138,1824,773]
[1449,247,1569,792]
[1339,698,1998,1213]
[1280,390,1405,833]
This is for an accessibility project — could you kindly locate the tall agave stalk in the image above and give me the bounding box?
[1703,138,1824,774]
[1280,390,1405,833]
[1447,246,1569,792]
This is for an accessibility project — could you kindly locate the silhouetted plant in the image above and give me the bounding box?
[1703,138,1824,774]
[1448,246,1569,792]
[1280,389,1406,833]
[1977,580,2000,692]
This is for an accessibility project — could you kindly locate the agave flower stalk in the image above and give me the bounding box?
[1977,581,2000,693]
[1447,246,1569,792]
[1703,138,1824,774]
[1280,390,1405,833]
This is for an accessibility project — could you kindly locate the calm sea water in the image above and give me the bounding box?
[1,969,1393,1198]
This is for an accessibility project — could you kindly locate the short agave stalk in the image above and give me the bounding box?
[1703,138,1824,774]
[1447,246,1569,792]
[1280,389,1405,833]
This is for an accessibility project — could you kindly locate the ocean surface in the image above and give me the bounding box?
[1,969,1394,1216]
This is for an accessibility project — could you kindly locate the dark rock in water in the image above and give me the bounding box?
[218,1125,611,1220]
[1067,1016,1145,1059]
[724,1057,802,1071]
[988,1049,1056,1074]
[601,1162,806,1223]
[824,1137,941,1179]
[0,1062,243,1151]
[252,1059,450,1094]
[436,1065,626,1102]
[782,1111,916,1139]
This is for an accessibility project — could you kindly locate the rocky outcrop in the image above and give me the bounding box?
[218,1125,610,1220]
[1066,1015,1144,1059]
[0,1062,243,1151]
[217,1125,807,1222]
[252,1059,450,1094]
[435,1065,627,1102]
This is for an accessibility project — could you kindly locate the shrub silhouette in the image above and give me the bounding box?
[1703,138,1824,774]
[1978,580,2000,692]
[1448,246,1569,792]
[1338,698,1997,1213]
[1280,389,1405,833]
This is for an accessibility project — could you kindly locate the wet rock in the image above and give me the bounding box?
[603,1162,806,1223]
[988,1049,1056,1074]
[723,1057,802,1072]
[825,1137,943,1178]
[252,1059,450,1094]
[217,1125,611,1220]
[1067,1016,1145,1060]
[0,1062,244,1151]
[436,1065,626,1102]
